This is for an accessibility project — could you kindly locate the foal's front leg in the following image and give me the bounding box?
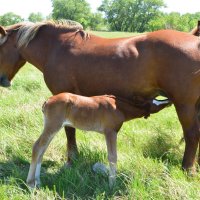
[105,130,117,188]
[27,123,62,188]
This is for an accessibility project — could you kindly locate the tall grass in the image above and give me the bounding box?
[0,32,200,199]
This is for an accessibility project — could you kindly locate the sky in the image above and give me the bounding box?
[0,0,199,19]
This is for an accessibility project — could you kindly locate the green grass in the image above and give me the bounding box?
[0,32,200,199]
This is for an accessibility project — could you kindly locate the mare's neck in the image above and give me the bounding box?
[19,43,49,73]
[18,26,60,73]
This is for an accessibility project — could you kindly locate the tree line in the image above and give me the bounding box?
[0,0,200,33]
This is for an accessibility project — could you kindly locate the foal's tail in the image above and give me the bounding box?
[191,20,200,36]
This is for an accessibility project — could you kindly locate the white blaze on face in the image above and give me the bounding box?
[153,99,169,106]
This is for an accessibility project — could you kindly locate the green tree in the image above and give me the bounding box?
[28,12,44,22]
[0,12,23,26]
[148,12,200,32]
[51,0,92,28]
[88,12,106,30]
[99,0,165,32]
[147,12,166,31]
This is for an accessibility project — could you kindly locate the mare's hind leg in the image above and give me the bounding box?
[175,104,200,172]
[65,127,79,166]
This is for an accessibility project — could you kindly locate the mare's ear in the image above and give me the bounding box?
[0,26,8,45]
[0,25,7,36]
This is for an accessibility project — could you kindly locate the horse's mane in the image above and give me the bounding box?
[16,20,85,48]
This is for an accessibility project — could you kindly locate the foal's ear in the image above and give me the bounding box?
[0,26,7,36]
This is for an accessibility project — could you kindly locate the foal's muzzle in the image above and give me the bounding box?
[0,75,11,87]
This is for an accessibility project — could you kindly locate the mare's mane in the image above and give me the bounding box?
[16,20,85,48]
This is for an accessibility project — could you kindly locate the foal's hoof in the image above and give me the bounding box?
[27,179,41,189]
[27,182,36,189]
[109,176,116,189]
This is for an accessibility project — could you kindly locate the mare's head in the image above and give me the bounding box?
[0,23,27,87]
[0,20,84,87]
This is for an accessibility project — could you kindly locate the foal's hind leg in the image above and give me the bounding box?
[104,130,117,188]
[65,127,79,167]
[175,104,200,172]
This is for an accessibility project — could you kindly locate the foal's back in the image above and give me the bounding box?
[43,93,126,133]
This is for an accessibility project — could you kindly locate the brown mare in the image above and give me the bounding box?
[27,92,171,188]
[0,20,200,173]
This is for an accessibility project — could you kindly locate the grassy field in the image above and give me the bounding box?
[0,31,200,200]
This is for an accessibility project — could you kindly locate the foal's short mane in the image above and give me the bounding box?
[16,20,85,48]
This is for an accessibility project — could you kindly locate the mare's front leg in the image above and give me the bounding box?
[65,127,79,166]
[105,130,117,188]
[175,104,200,172]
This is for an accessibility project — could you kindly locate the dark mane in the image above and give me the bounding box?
[16,20,85,48]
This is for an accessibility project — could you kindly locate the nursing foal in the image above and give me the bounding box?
[27,93,171,188]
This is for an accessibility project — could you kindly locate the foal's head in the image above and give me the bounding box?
[144,98,172,118]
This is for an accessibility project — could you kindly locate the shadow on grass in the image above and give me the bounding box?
[142,130,183,166]
[0,149,130,199]
[0,155,29,190]
[41,148,130,199]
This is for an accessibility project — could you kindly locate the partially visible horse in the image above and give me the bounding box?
[0,20,200,173]
[26,92,171,188]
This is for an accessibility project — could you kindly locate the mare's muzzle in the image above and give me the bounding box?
[0,75,11,87]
